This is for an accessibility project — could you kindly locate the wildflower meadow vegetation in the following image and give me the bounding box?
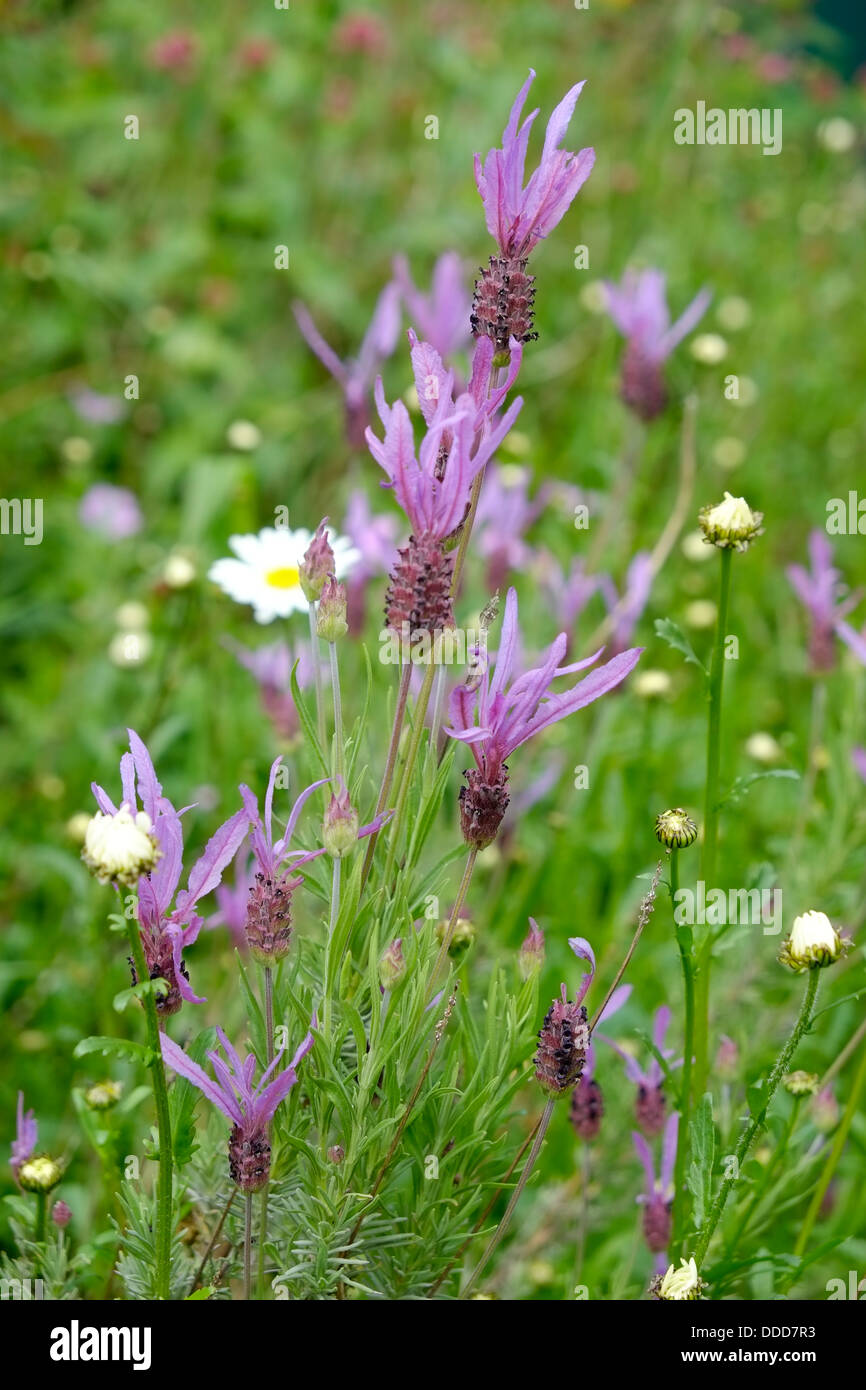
[2,0,866,1328]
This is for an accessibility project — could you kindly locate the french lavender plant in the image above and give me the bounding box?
[10,62,858,1313]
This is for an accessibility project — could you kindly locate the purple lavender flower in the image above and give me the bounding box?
[342,489,400,633]
[474,464,550,591]
[393,252,472,361]
[633,1111,678,1264]
[598,551,655,656]
[367,349,522,638]
[160,1025,313,1191]
[570,984,631,1141]
[68,386,127,425]
[11,1092,38,1185]
[474,70,595,262]
[541,554,602,636]
[446,587,642,847]
[472,71,594,353]
[239,759,390,961]
[599,1004,682,1137]
[853,747,866,783]
[294,281,401,448]
[534,937,596,1098]
[90,730,249,1013]
[603,269,710,420]
[787,530,863,672]
[208,849,257,953]
[79,483,143,540]
[226,637,314,743]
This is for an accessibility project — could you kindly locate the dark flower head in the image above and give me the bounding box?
[160,1024,314,1193]
[534,937,595,1098]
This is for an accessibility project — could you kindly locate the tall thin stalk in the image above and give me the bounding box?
[694,968,820,1267]
[792,1028,866,1262]
[694,546,732,1097]
[670,848,695,1251]
[243,1191,253,1301]
[383,661,436,876]
[257,966,275,1299]
[429,848,478,982]
[460,1098,555,1298]
[329,640,344,781]
[308,602,326,752]
[125,919,173,1300]
[361,662,411,889]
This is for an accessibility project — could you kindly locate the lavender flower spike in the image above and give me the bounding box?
[475,70,595,261]
[294,281,401,448]
[633,1111,679,1264]
[239,759,392,961]
[393,251,472,361]
[787,529,863,672]
[534,937,596,1099]
[603,269,710,420]
[368,362,522,640]
[160,1025,314,1192]
[473,71,594,352]
[599,1003,682,1136]
[446,587,642,847]
[11,1092,38,1183]
[88,730,249,1014]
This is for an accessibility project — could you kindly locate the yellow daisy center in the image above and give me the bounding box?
[265,566,300,590]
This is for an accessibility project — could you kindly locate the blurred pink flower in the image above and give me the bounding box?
[79,484,143,540]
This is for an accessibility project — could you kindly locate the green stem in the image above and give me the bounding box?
[728,1097,803,1255]
[793,1028,866,1261]
[360,662,411,891]
[34,1191,47,1245]
[258,966,275,1299]
[695,546,732,1096]
[323,856,342,1038]
[383,661,436,878]
[308,602,327,753]
[694,968,820,1268]
[244,1191,253,1301]
[429,848,478,983]
[461,1097,555,1298]
[126,919,173,1300]
[329,641,344,782]
[670,850,695,1251]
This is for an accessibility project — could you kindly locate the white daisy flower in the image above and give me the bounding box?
[208,526,360,624]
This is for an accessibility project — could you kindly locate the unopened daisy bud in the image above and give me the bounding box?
[778,909,846,973]
[436,915,475,961]
[534,985,590,1098]
[810,1085,839,1133]
[52,1199,72,1228]
[18,1155,63,1194]
[651,1256,705,1301]
[299,518,335,601]
[84,1079,123,1111]
[379,938,406,990]
[322,785,359,858]
[698,491,763,551]
[316,575,348,642]
[327,1144,345,1165]
[82,805,161,887]
[655,808,698,850]
[783,1069,820,1097]
[518,918,545,979]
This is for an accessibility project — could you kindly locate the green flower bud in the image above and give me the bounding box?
[655,808,698,850]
